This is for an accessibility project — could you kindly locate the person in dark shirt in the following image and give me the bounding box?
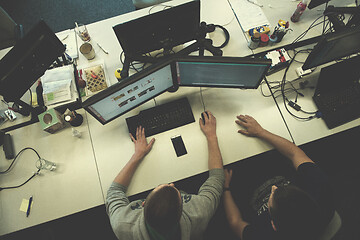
[223,115,334,240]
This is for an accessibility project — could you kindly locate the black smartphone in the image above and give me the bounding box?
[171,135,187,157]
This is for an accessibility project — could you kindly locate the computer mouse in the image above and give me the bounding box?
[201,112,209,125]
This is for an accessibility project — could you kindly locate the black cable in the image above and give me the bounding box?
[280,53,317,121]
[0,147,41,174]
[0,169,40,191]
[200,87,206,112]
[0,147,42,191]
[264,77,295,143]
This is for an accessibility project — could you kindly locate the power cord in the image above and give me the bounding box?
[0,147,44,191]
[200,87,206,112]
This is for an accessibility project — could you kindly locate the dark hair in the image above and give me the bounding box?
[269,185,322,240]
[144,186,182,234]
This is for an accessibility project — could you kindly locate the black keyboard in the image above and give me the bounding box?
[126,97,195,138]
[313,85,360,129]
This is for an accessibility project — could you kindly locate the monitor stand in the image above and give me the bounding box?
[120,21,223,79]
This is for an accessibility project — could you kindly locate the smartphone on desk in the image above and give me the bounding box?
[171,135,187,157]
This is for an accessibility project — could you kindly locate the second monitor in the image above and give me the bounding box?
[175,56,271,89]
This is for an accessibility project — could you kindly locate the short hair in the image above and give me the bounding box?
[144,185,182,234]
[269,185,323,240]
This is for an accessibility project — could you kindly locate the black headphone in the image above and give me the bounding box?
[206,24,230,49]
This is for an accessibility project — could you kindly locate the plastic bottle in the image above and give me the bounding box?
[291,0,308,22]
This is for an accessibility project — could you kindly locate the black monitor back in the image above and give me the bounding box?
[302,27,360,70]
[0,20,65,102]
[308,0,331,9]
[113,0,200,56]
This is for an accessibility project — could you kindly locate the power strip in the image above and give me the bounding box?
[295,67,312,78]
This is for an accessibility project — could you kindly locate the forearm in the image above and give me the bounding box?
[258,129,313,168]
[113,153,142,187]
[223,191,248,239]
[207,136,223,170]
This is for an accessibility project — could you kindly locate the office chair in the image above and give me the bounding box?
[318,210,342,240]
[132,0,170,9]
[0,6,24,50]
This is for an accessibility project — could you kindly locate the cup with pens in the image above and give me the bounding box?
[75,22,91,42]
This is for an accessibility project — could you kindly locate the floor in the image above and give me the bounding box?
[2,125,360,240]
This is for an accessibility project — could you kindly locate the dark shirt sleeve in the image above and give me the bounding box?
[295,162,331,202]
[295,162,335,225]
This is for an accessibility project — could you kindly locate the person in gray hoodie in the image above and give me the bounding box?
[106,111,225,240]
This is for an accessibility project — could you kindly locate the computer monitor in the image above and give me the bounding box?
[0,20,65,102]
[175,56,272,89]
[112,0,200,56]
[308,0,330,9]
[82,58,176,125]
[302,27,360,70]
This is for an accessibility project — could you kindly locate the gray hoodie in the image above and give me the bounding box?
[106,168,225,240]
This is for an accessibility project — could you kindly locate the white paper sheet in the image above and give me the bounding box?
[228,0,270,32]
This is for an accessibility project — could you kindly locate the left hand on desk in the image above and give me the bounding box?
[130,126,155,160]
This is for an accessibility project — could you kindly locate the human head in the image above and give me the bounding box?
[144,183,183,234]
[268,185,322,240]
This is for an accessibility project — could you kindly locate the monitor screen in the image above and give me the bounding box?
[82,59,176,124]
[112,0,200,56]
[302,27,360,70]
[175,56,272,89]
[0,20,65,102]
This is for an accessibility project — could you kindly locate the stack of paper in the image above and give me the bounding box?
[41,65,78,108]
[228,0,270,32]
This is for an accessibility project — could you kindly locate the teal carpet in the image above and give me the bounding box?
[0,0,135,34]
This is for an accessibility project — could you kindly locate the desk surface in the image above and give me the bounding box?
[233,0,357,54]
[264,52,360,146]
[0,110,104,235]
[80,0,291,197]
[1,0,359,236]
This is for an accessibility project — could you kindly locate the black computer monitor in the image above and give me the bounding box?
[308,0,331,9]
[0,20,65,102]
[112,0,200,56]
[82,58,177,125]
[302,27,360,70]
[175,56,272,89]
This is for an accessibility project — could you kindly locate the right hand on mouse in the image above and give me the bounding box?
[200,111,217,139]
[236,115,265,137]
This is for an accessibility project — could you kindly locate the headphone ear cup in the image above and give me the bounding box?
[213,25,230,49]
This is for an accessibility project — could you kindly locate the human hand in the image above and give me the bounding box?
[130,126,155,160]
[224,168,232,188]
[199,111,217,139]
[236,115,265,137]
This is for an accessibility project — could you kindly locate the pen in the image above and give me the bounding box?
[97,43,109,54]
[247,0,263,7]
[61,34,69,41]
[26,196,33,217]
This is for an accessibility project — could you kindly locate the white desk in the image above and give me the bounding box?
[0,110,104,235]
[230,0,356,54]
[264,53,360,146]
[3,0,358,236]
[229,0,360,144]
[80,0,292,197]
